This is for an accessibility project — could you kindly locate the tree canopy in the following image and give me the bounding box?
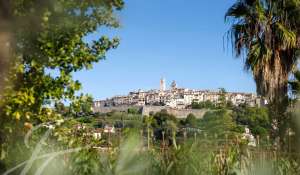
[226,0,300,103]
[185,113,198,128]
[0,0,124,170]
[232,106,270,137]
[198,109,238,138]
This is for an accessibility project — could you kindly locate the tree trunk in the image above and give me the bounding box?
[254,49,292,149]
[272,51,290,149]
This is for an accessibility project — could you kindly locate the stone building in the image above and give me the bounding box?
[93,78,266,109]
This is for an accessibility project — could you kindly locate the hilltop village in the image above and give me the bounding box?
[93,78,266,111]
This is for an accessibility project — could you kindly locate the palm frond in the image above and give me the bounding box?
[275,23,297,49]
[245,38,271,71]
[225,1,250,20]
[255,0,267,21]
[232,23,248,56]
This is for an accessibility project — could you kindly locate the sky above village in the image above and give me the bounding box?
[74,0,256,100]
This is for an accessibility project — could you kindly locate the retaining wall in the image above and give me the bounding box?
[93,105,207,119]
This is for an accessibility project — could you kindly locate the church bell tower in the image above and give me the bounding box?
[160,78,166,91]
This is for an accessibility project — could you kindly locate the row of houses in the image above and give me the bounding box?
[94,79,266,109]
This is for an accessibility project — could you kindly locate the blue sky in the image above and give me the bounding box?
[74,0,256,100]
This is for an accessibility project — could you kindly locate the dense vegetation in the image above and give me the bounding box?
[3,103,296,174]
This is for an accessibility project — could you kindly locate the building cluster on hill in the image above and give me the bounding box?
[94,78,266,109]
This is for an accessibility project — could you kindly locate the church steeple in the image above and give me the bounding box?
[160,78,166,91]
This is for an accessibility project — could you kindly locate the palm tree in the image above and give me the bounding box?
[225,0,299,139]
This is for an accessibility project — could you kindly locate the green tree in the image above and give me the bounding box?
[199,109,238,137]
[185,113,197,128]
[127,107,139,114]
[153,110,178,147]
[232,106,271,137]
[0,0,124,171]
[191,100,215,109]
[153,110,178,128]
[69,94,94,117]
[226,0,300,141]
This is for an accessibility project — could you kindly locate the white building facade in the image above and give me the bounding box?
[94,79,266,109]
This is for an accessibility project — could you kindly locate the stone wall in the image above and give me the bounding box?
[93,105,207,119]
[93,105,141,113]
[141,106,207,118]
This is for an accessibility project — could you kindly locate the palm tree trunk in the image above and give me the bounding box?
[264,51,290,149]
